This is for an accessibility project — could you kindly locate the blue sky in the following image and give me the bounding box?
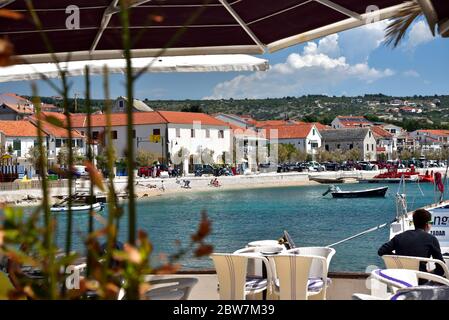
[1,19,448,100]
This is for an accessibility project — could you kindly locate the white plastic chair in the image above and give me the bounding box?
[270,254,329,300]
[370,268,449,297]
[354,285,449,300]
[211,253,272,300]
[382,255,449,279]
[286,247,335,300]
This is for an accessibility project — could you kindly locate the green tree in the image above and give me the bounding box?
[27,145,47,172]
[399,150,412,160]
[345,148,362,161]
[277,143,298,163]
[135,149,158,167]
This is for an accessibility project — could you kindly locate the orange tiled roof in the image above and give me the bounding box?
[0,120,43,137]
[228,123,262,138]
[31,113,84,138]
[263,123,315,139]
[371,126,393,139]
[157,111,229,126]
[417,130,449,137]
[336,116,372,127]
[69,112,167,128]
[312,122,330,131]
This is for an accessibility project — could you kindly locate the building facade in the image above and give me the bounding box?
[321,128,377,161]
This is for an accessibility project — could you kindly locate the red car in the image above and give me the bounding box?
[138,165,168,178]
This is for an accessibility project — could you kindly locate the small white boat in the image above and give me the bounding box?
[50,202,103,213]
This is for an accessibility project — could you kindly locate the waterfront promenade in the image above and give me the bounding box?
[0,167,445,206]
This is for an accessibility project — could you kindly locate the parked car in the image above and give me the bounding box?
[138,164,169,178]
[322,162,340,171]
[194,164,230,177]
[306,161,325,172]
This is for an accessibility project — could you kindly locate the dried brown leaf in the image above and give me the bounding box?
[191,211,212,242]
[124,243,142,264]
[150,14,164,23]
[83,160,105,191]
[194,244,213,257]
[0,38,16,67]
[0,9,24,20]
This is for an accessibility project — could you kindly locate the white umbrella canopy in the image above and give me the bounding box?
[0,54,269,82]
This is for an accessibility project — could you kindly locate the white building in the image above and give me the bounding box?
[264,123,322,158]
[331,116,373,129]
[161,111,231,174]
[0,120,45,163]
[111,96,153,113]
[371,126,396,160]
[71,111,232,175]
[410,130,449,151]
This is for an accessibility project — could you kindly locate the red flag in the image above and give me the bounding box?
[435,172,444,193]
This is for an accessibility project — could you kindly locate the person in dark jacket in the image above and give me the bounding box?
[378,209,445,276]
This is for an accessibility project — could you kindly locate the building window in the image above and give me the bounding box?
[92,131,99,140]
[133,130,136,139]
[312,129,316,136]
[366,144,369,151]
[311,142,318,148]
[112,131,118,140]
[349,143,353,149]
[218,130,224,139]
[337,144,340,149]
[391,129,396,134]
[369,131,372,138]
[119,99,124,109]
[325,145,329,151]
[78,139,84,148]
[80,131,85,136]
[176,128,181,138]
[372,144,374,151]
[13,139,21,151]
[55,139,62,147]
[153,128,161,136]
[206,129,210,138]
[191,129,195,138]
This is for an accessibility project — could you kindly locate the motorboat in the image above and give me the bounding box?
[50,202,103,213]
[390,171,449,258]
[361,166,434,183]
[323,185,388,198]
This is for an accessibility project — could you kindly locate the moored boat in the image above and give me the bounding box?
[50,202,103,213]
[323,185,388,198]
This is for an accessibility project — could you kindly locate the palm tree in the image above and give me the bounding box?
[385,0,448,47]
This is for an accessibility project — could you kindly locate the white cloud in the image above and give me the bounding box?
[403,70,420,78]
[338,20,388,62]
[405,20,434,50]
[204,34,394,99]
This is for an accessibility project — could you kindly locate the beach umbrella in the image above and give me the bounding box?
[0,54,269,82]
[0,0,427,64]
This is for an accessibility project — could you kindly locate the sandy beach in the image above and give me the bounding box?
[0,168,445,207]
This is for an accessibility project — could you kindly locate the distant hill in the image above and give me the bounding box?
[26,94,449,131]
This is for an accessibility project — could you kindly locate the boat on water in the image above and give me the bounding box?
[323,185,388,198]
[360,166,434,184]
[50,202,103,213]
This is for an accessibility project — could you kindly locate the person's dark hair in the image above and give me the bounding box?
[413,209,432,229]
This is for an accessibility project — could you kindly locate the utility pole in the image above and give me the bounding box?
[74,93,78,113]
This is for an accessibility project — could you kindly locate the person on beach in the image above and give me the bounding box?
[378,209,445,276]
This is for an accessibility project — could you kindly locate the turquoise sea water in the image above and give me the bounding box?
[17,183,443,272]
